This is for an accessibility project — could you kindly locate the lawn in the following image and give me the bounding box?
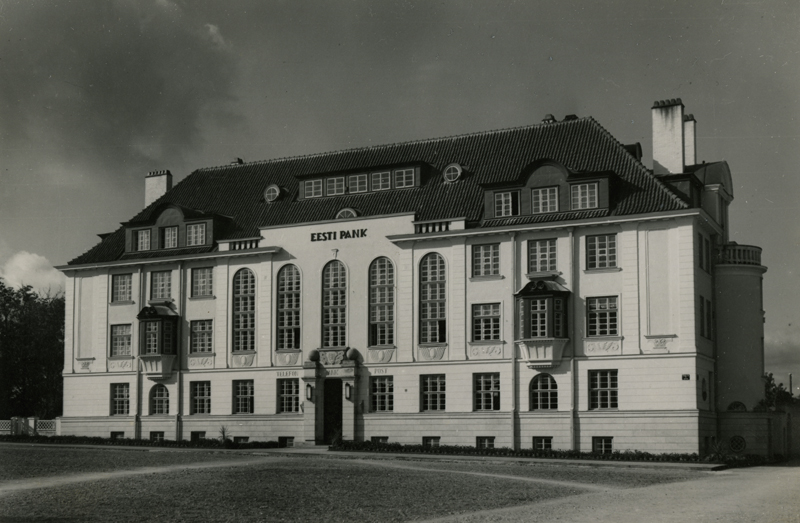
[0,446,703,522]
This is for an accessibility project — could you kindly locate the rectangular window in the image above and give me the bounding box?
[571,183,598,209]
[586,234,617,269]
[533,437,553,451]
[371,436,388,444]
[151,271,171,300]
[519,296,567,338]
[111,274,132,302]
[589,370,618,409]
[161,226,178,249]
[187,223,206,246]
[233,436,249,444]
[190,381,211,414]
[144,322,160,354]
[532,187,558,214]
[278,436,294,448]
[111,383,130,415]
[137,229,151,251]
[278,379,300,413]
[191,267,213,297]
[474,373,500,411]
[110,324,132,356]
[529,239,557,272]
[371,376,394,412]
[190,431,206,442]
[472,244,500,277]
[394,168,415,188]
[421,374,446,412]
[305,179,323,198]
[348,174,368,193]
[593,436,613,454]
[472,303,501,341]
[110,431,124,440]
[371,171,391,191]
[494,191,520,217]
[530,298,548,337]
[190,320,213,353]
[422,436,440,448]
[326,176,345,196]
[587,297,618,336]
[476,436,495,449]
[233,380,254,414]
[150,431,165,442]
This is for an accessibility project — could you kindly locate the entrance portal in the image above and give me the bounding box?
[323,378,342,444]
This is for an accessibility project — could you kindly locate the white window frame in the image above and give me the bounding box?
[190,381,211,414]
[111,274,132,302]
[532,186,559,214]
[589,370,618,410]
[371,376,394,412]
[191,267,213,297]
[530,374,558,410]
[472,244,500,277]
[187,223,206,246]
[277,265,301,350]
[421,374,446,412]
[528,239,557,273]
[348,174,368,193]
[587,296,618,336]
[150,384,169,415]
[162,226,178,249]
[326,176,345,196]
[586,234,617,269]
[371,171,391,191]
[111,383,130,415]
[233,380,254,414]
[278,378,300,413]
[420,253,446,344]
[151,271,171,300]
[474,373,500,411]
[369,257,395,347]
[494,191,519,217]
[110,324,131,357]
[232,269,256,352]
[394,168,415,188]
[305,179,323,198]
[137,229,151,251]
[571,183,598,210]
[472,303,501,341]
[190,320,213,353]
[322,261,347,348]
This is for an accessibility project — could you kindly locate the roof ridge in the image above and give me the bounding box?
[195,117,594,172]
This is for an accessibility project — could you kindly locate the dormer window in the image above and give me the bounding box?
[137,230,151,251]
[571,183,598,210]
[327,177,345,196]
[348,174,368,193]
[305,180,323,198]
[495,191,520,217]
[336,208,358,219]
[372,171,391,190]
[443,163,463,182]
[186,223,206,246]
[395,168,415,188]
[532,187,558,214]
[264,184,281,202]
[161,226,178,249]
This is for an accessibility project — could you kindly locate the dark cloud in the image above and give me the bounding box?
[0,0,239,176]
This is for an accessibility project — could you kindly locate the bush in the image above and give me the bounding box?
[0,433,280,450]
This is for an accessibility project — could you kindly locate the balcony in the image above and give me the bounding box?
[414,220,451,234]
[139,354,176,380]
[515,338,569,368]
[717,244,762,266]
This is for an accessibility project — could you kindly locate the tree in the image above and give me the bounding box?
[0,278,65,419]
[754,372,794,412]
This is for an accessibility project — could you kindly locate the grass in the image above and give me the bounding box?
[0,446,705,522]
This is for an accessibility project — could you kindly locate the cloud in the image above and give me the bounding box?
[205,24,228,48]
[0,252,65,294]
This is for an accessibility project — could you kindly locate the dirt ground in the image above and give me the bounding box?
[0,444,797,522]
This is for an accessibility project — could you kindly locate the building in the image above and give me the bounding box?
[58,99,784,456]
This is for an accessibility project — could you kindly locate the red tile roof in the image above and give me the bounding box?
[68,117,687,265]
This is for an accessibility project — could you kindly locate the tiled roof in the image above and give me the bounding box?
[68,117,687,265]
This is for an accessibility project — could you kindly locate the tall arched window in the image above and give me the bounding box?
[322,261,346,348]
[420,253,446,343]
[277,265,301,350]
[369,257,395,346]
[150,384,169,415]
[232,268,256,352]
[530,374,558,410]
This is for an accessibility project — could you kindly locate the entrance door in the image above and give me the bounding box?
[323,378,343,444]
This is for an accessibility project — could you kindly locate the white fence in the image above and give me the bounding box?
[0,418,56,436]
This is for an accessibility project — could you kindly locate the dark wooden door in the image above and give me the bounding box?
[323,378,342,444]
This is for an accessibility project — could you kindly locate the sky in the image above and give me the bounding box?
[1,0,799,391]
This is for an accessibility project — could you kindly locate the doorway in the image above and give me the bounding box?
[323,378,342,444]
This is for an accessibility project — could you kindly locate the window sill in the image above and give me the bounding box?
[110,300,135,306]
[189,295,215,301]
[108,356,134,360]
[148,298,174,305]
[584,336,623,341]
[469,340,505,345]
[418,343,447,348]
[276,349,302,353]
[76,357,96,362]
[231,350,256,355]
[583,267,622,273]
[189,351,216,356]
[526,271,561,280]
[367,345,396,350]
[469,275,504,282]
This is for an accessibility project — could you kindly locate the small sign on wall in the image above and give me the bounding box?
[682,374,690,381]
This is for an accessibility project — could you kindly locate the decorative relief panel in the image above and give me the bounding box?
[188,355,214,369]
[319,350,345,366]
[417,345,446,361]
[642,336,675,354]
[368,348,395,364]
[583,339,622,356]
[468,344,503,359]
[108,358,133,372]
[232,353,256,368]
[276,351,301,366]
[76,358,95,372]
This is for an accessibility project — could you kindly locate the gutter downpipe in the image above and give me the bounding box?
[569,227,578,451]
[177,261,185,442]
[510,231,518,450]
[135,265,144,440]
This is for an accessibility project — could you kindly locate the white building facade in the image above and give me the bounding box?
[58,99,780,455]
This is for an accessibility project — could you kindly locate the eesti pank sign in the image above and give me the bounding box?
[310,229,368,242]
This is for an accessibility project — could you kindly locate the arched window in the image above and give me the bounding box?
[150,384,169,415]
[232,268,256,352]
[530,374,557,410]
[420,253,446,343]
[322,261,346,348]
[727,401,747,412]
[369,257,395,346]
[277,265,301,350]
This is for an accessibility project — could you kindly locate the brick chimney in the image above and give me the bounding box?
[683,113,697,167]
[145,170,173,207]
[652,99,685,175]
